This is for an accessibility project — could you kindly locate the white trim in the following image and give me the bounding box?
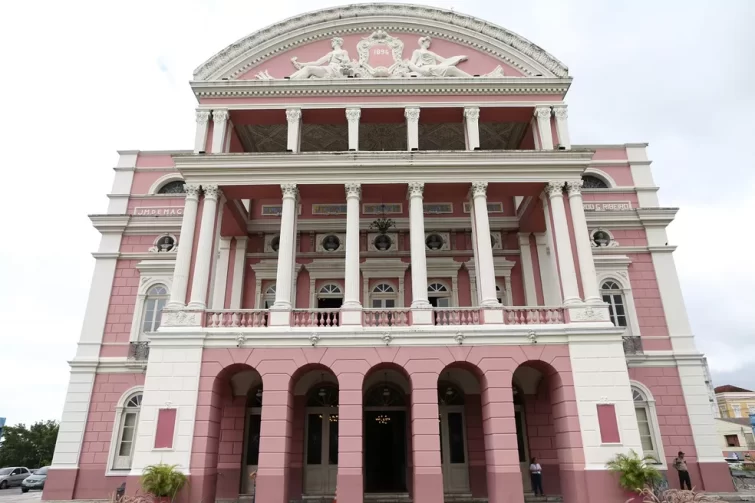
[629,381,667,468]
[148,173,185,195]
[130,265,174,343]
[106,387,144,475]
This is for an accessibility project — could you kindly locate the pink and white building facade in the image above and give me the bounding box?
[44,5,732,503]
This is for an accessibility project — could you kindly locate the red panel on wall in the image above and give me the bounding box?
[597,404,620,443]
[154,408,177,449]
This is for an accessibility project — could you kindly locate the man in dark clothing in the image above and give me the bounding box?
[673,451,692,490]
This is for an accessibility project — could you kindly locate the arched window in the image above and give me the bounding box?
[371,283,397,309]
[428,282,451,308]
[364,382,406,407]
[632,386,661,461]
[582,175,608,189]
[113,393,142,469]
[601,281,627,327]
[306,383,339,408]
[157,180,186,194]
[438,381,465,406]
[319,284,342,296]
[142,284,168,333]
[264,285,276,309]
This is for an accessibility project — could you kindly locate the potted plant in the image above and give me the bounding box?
[607,450,662,499]
[140,464,187,503]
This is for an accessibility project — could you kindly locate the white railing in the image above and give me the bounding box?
[363,308,410,327]
[433,307,482,326]
[292,309,340,327]
[503,307,564,325]
[205,310,268,327]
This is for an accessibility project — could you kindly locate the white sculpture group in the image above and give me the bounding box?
[256,32,505,80]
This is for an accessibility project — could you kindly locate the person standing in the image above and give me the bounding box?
[673,451,692,490]
[529,457,544,496]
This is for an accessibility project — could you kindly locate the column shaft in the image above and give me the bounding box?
[168,184,200,307]
[553,105,571,150]
[464,107,480,150]
[540,195,563,304]
[471,182,499,307]
[210,237,232,309]
[342,183,362,322]
[230,237,247,309]
[194,110,210,153]
[408,183,430,309]
[567,180,601,302]
[286,108,301,152]
[346,108,360,151]
[188,185,221,309]
[272,184,298,310]
[518,233,538,306]
[534,106,554,150]
[405,107,420,150]
[545,182,581,305]
[535,233,560,305]
[211,109,229,153]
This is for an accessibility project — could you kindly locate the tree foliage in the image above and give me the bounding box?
[0,420,59,468]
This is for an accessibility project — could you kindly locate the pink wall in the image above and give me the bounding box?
[590,165,634,187]
[591,148,628,161]
[626,253,671,350]
[607,229,648,247]
[100,260,138,357]
[74,373,145,499]
[119,235,180,253]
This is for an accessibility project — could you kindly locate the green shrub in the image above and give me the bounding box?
[606,450,662,492]
[140,464,187,499]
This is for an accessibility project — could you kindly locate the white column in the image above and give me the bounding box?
[518,233,538,306]
[342,183,362,324]
[270,184,298,321]
[211,109,229,153]
[464,107,480,150]
[552,105,571,150]
[286,108,302,152]
[545,181,580,305]
[470,182,499,307]
[540,194,563,304]
[346,108,360,151]
[534,106,554,150]
[535,233,560,305]
[405,107,420,151]
[627,145,660,207]
[168,184,200,308]
[188,185,221,309]
[408,182,431,321]
[566,180,601,303]
[504,276,513,307]
[194,110,211,153]
[210,237,232,309]
[230,237,247,309]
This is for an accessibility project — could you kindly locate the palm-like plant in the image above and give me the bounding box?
[140,464,187,500]
[606,450,662,492]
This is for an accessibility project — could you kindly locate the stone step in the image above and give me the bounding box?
[524,496,563,503]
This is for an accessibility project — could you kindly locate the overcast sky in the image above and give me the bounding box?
[0,0,753,426]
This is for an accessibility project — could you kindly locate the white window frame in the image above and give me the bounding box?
[141,284,169,334]
[733,404,742,418]
[148,174,185,195]
[428,281,452,308]
[595,273,640,337]
[630,382,666,467]
[318,283,343,298]
[106,387,144,475]
[370,282,398,309]
[263,284,276,309]
[130,274,173,343]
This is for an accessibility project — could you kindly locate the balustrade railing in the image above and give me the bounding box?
[292,309,340,327]
[504,307,565,325]
[363,308,410,327]
[433,307,482,326]
[205,310,268,328]
[622,335,644,355]
[128,341,150,361]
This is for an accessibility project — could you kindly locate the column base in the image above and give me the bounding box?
[411,306,434,325]
[186,301,207,310]
[413,468,444,503]
[340,306,363,326]
[42,468,78,500]
[482,307,504,324]
[566,303,610,322]
[268,308,291,326]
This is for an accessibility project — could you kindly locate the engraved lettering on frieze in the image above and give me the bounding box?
[133,207,185,217]
[582,201,632,212]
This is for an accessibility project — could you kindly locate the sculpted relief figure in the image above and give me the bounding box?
[289,37,352,79]
[406,36,472,78]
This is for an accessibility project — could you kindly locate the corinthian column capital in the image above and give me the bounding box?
[471,181,488,198]
[281,183,298,200]
[345,108,361,123]
[196,110,211,124]
[404,107,420,123]
[345,183,361,199]
[566,179,584,196]
[212,109,229,123]
[464,107,480,121]
[407,182,424,198]
[553,105,568,119]
[203,184,221,200]
[544,181,565,197]
[184,184,201,199]
[534,106,552,120]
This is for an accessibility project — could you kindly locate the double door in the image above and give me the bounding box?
[304,408,339,495]
[439,406,469,493]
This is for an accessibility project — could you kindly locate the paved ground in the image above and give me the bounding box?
[0,488,42,503]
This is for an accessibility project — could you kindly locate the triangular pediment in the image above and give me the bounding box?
[194,4,568,81]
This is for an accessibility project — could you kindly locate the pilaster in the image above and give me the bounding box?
[230,237,248,309]
[405,107,420,151]
[211,237,232,309]
[346,108,360,151]
[518,233,538,306]
[211,109,229,154]
[464,107,480,150]
[534,106,554,150]
[552,105,571,150]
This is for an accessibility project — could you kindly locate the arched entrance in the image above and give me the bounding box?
[438,381,469,493]
[363,370,409,493]
[303,382,339,495]
[243,384,263,494]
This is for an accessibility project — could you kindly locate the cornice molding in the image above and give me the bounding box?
[90,214,130,233]
[193,4,569,81]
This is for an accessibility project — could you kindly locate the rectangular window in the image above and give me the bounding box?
[154,408,176,449]
[119,412,137,456]
[725,434,740,447]
[597,404,620,443]
[635,407,655,452]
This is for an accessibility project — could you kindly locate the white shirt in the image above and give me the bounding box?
[530,463,542,474]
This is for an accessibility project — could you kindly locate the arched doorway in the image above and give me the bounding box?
[363,370,409,493]
[438,381,469,493]
[243,384,263,494]
[303,382,339,495]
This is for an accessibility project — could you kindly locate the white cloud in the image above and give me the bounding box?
[0,0,753,424]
